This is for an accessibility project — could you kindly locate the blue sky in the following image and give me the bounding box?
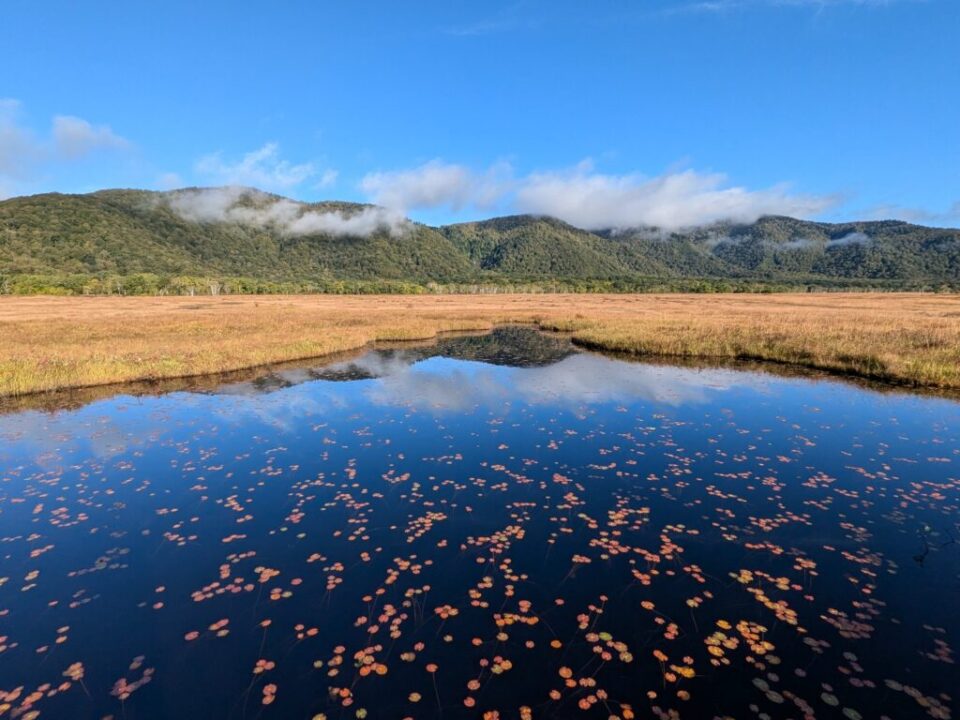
[1,0,957,228]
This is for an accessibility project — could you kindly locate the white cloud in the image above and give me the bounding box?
[360,159,511,212]
[285,206,406,236]
[826,231,871,247]
[0,99,41,178]
[164,186,407,237]
[357,158,835,229]
[316,168,339,189]
[195,142,322,191]
[52,115,129,159]
[0,99,131,196]
[513,164,836,230]
[331,351,765,411]
[778,237,816,250]
[165,185,250,222]
[190,142,338,196]
[0,101,24,171]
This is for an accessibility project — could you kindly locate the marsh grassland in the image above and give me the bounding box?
[2,293,959,397]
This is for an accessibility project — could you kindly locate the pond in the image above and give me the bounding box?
[0,327,957,719]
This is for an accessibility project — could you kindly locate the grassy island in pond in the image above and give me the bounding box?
[2,292,959,398]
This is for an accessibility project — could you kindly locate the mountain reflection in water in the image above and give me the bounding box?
[0,327,957,720]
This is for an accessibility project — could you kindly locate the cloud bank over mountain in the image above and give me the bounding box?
[356,159,837,231]
[163,187,408,238]
[179,145,841,234]
[512,165,836,230]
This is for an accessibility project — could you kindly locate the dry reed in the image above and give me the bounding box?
[2,293,958,397]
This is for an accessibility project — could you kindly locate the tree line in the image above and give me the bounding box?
[2,272,956,297]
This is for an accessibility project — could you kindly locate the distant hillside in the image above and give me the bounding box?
[604,216,960,283]
[441,215,667,278]
[0,187,957,293]
[0,188,475,283]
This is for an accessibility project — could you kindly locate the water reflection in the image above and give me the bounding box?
[345,352,768,410]
[0,328,958,720]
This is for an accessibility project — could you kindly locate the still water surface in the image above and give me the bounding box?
[1,328,958,719]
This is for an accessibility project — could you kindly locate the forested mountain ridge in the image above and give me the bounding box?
[603,215,960,283]
[0,189,475,283]
[441,215,669,277]
[441,213,959,284]
[1,188,957,293]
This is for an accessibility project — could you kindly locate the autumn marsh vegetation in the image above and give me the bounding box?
[2,293,959,398]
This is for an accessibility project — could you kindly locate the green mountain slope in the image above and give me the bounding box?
[0,188,957,292]
[608,216,960,283]
[441,215,667,278]
[0,189,475,282]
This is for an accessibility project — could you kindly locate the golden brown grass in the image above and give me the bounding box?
[2,293,959,397]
